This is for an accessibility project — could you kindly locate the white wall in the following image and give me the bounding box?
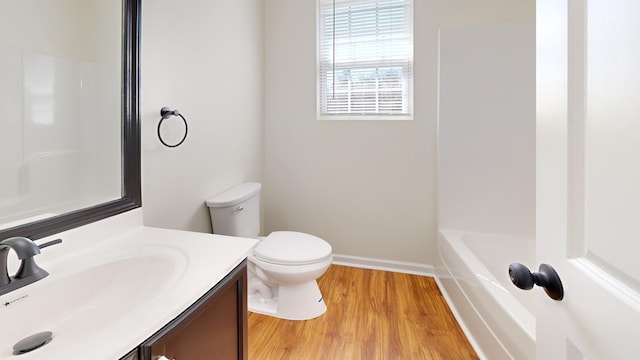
[263,0,534,265]
[141,0,265,233]
[438,22,536,236]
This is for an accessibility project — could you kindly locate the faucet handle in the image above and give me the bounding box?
[37,239,62,250]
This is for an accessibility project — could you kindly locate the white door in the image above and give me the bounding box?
[536,0,640,359]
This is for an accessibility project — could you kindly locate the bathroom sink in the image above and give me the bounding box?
[0,218,257,360]
[0,243,188,357]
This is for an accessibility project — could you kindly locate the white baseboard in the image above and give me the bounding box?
[331,254,435,277]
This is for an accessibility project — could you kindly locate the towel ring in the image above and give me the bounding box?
[158,107,188,148]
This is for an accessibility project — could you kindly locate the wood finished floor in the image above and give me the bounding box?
[248,265,479,360]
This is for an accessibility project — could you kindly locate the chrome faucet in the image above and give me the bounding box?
[0,237,52,296]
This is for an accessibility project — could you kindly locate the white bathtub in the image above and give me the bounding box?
[436,230,536,360]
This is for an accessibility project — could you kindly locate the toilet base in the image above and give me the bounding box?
[248,280,327,320]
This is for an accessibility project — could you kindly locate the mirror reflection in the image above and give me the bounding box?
[0,0,123,229]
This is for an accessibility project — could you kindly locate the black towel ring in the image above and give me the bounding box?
[158,107,188,148]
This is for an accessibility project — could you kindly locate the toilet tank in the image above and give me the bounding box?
[206,182,261,238]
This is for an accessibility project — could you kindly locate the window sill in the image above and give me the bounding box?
[317,114,413,121]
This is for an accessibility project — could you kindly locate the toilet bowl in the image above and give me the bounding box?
[206,183,332,320]
[248,231,332,320]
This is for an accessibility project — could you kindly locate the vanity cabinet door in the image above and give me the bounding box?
[140,260,247,360]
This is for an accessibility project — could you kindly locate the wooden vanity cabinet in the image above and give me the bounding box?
[133,259,248,360]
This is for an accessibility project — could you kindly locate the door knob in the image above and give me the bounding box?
[508,263,564,301]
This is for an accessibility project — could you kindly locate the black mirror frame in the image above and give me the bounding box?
[0,0,142,240]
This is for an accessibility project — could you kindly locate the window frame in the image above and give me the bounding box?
[316,0,414,121]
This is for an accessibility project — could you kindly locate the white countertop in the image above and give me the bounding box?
[0,209,257,359]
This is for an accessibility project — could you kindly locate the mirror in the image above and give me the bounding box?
[0,0,141,240]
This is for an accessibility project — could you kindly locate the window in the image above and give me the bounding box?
[317,0,413,120]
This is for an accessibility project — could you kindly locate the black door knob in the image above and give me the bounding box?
[508,263,564,301]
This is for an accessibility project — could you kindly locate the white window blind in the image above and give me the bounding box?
[318,0,413,119]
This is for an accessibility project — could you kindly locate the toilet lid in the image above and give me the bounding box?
[254,231,332,265]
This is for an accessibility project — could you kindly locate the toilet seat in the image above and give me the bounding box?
[254,231,332,265]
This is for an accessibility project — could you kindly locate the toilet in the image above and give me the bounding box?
[206,182,332,320]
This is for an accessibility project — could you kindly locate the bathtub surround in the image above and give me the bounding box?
[437,22,536,236]
[436,21,536,359]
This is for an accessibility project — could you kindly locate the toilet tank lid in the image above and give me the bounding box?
[206,182,262,208]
